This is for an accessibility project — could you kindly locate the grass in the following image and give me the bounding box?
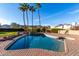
[0,32,18,37]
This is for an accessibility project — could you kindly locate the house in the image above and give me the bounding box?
[55,24,72,29]
[55,24,64,29]
[63,24,72,29]
[0,24,11,28]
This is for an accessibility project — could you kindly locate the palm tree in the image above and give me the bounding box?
[36,3,41,32]
[19,3,27,30]
[25,4,29,30]
[36,3,41,27]
[29,6,35,33]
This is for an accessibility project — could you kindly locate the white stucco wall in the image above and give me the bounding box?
[58,30,67,34]
[63,25,71,29]
[58,30,79,35]
[68,30,79,35]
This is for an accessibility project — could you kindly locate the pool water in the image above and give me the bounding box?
[6,34,64,52]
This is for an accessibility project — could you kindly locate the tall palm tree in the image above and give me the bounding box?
[19,3,27,30]
[19,3,29,30]
[25,4,29,29]
[29,6,35,33]
[36,3,41,27]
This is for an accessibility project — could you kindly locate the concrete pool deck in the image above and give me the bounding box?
[0,33,79,56]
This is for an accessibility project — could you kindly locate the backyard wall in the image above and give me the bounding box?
[58,30,67,34]
[58,30,79,35]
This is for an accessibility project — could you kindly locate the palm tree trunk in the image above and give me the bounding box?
[32,11,33,33]
[38,9,41,27]
[23,11,26,30]
[26,11,29,27]
[38,9,41,32]
[26,11,29,31]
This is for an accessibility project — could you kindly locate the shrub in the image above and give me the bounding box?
[51,28,64,33]
[0,28,24,32]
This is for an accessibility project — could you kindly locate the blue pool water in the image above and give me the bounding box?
[6,34,64,52]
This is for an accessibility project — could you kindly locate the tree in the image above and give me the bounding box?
[19,3,27,30]
[29,6,35,32]
[36,3,41,27]
[11,23,20,28]
[25,4,29,29]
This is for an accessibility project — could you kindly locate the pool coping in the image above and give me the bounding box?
[4,34,26,50]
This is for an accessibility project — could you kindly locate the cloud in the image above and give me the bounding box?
[0,18,11,25]
[69,9,79,14]
[42,11,64,20]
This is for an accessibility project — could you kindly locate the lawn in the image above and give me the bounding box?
[0,32,18,37]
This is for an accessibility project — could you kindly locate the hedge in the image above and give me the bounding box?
[51,28,64,33]
[0,28,24,32]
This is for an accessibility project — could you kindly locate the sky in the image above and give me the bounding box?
[0,3,79,26]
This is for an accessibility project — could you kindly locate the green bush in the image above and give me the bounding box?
[51,28,64,33]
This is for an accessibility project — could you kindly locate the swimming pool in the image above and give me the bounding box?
[6,34,65,52]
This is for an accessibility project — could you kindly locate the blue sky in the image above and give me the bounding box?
[0,3,79,26]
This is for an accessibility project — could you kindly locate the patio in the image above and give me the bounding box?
[0,33,79,56]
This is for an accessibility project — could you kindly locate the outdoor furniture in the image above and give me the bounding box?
[57,36,65,40]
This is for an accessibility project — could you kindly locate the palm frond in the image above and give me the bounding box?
[19,3,29,11]
[29,6,36,12]
[36,3,41,9]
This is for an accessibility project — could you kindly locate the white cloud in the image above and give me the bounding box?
[0,18,11,25]
[69,9,79,14]
[42,11,64,20]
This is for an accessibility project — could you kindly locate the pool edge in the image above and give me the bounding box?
[4,34,26,50]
